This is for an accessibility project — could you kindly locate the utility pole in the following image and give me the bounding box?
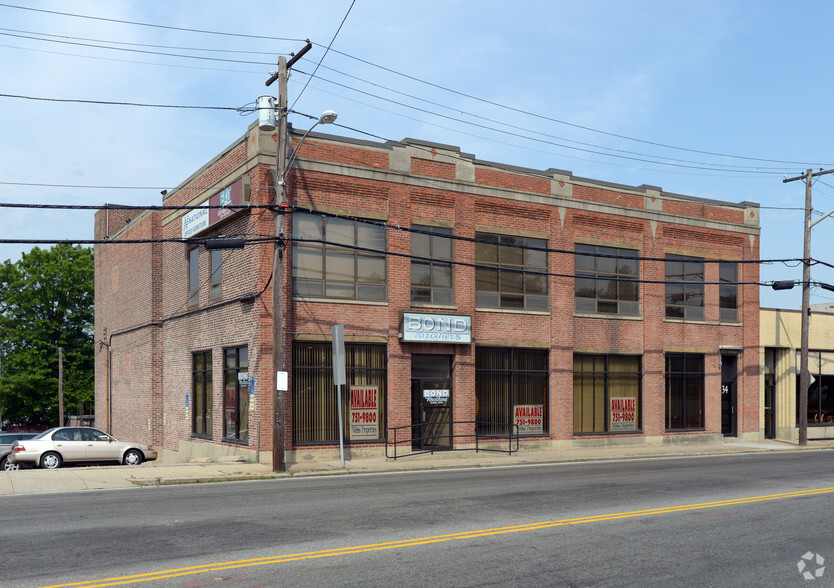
[58,347,64,427]
[266,41,312,472]
[783,167,834,446]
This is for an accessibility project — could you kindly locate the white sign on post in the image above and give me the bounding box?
[332,325,346,467]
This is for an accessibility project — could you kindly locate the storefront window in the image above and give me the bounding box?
[293,342,387,443]
[665,353,704,429]
[795,350,834,425]
[475,348,548,436]
[223,346,248,442]
[573,354,641,433]
[192,351,212,438]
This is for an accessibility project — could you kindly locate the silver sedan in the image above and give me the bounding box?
[9,427,157,469]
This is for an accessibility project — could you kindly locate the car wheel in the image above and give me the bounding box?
[123,449,143,466]
[1,456,18,471]
[40,452,62,469]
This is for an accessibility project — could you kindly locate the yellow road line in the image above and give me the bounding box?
[43,486,834,588]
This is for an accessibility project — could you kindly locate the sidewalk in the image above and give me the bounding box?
[1,438,832,496]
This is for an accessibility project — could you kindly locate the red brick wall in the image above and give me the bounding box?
[96,129,761,458]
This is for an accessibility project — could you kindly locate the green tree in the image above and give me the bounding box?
[0,244,94,427]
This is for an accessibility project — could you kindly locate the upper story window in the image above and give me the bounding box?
[475,232,548,311]
[574,244,639,316]
[719,261,738,323]
[292,213,387,302]
[411,225,453,305]
[210,250,222,300]
[665,255,704,321]
[188,248,199,307]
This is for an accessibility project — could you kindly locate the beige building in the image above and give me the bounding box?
[761,307,834,441]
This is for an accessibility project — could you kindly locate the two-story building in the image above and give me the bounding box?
[94,120,761,463]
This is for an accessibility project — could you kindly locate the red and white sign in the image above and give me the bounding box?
[349,386,379,440]
[609,397,637,431]
[514,404,543,435]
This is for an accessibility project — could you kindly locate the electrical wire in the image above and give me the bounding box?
[0,3,306,42]
[289,0,355,110]
[0,93,247,112]
[2,3,828,171]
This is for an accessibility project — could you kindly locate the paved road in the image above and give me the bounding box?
[5,451,834,587]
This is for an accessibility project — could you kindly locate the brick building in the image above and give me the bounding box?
[94,120,762,464]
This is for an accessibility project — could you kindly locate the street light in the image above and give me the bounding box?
[279,110,338,197]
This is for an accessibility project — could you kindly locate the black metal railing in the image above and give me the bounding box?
[385,420,519,460]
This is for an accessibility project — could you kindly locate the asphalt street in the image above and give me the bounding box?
[3,450,833,587]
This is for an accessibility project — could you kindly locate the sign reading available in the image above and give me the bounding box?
[349,385,379,440]
[514,404,543,435]
[181,179,245,239]
[609,397,637,431]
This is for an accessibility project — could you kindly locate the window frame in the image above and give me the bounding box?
[665,255,705,321]
[222,346,249,443]
[209,250,222,301]
[573,354,642,434]
[292,342,387,444]
[192,350,212,438]
[474,232,548,311]
[292,213,387,302]
[411,225,454,306]
[188,248,199,307]
[665,353,705,430]
[719,261,739,323]
[574,244,639,316]
[475,347,549,436]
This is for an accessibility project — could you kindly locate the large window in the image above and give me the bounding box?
[411,225,453,305]
[665,353,704,429]
[574,244,639,316]
[293,342,387,443]
[223,346,249,442]
[475,233,548,311]
[188,248,199,306]
[210,250,222,300]
[192,351,212,437]
[292,213,386,301]
[665,255,704,321]
[476,348,548,436]
[795,350,834,425]
[719,261,738,323]
[573,355,641,433]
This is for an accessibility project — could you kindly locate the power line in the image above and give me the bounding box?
[0,93,247,111]
[289,0,355,110]
[0,26,288,56]
[318,44,834,168]
[2,3,828,171]
[0,3,307,42]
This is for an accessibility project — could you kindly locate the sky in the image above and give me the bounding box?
[1,1,834,309]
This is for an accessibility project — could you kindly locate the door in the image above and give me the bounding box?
[51,428,87,462]
[721,354,737,437]
[411,355,452,450]
[82,428,122,461]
